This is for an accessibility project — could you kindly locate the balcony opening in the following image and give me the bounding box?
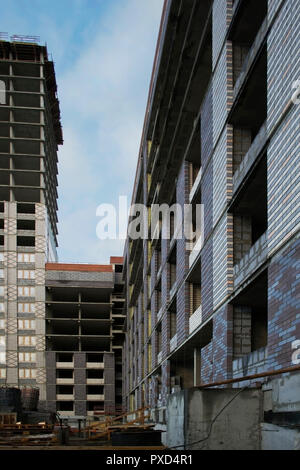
[87,385,103,395]
[86,370,103,379]
[87,402,104,412]
[157,323,162,356]
[189,283,202,317]
[56,385,73,395]
[170,302,177,341]
[13,139,40,155]
[229,0,268,86]
[156,280,162,314]
[13,109,40,124]
[13,156,40,171]
[81,321,110,336]
[232,270,268,359]
[46,303,79,320]
[17,219,35,231]
[0,188,10,201]
[86,354,103,363]
[0,171,9,186]
[12,63,40,78]
[12,123,40,139]
[81,337,110,352]
[0,107,9,122]
[189,162,201,194]
[186,120,201,195]
[229,45,267,174]
[17,203,35,214]
[0,123,9,138]
[17,236,35,247]
[231,154,267,265]
[12,93,40,109]
[57,401,74,412]
[169,300,177,353]
[13,188,40,203]
[0,156,9,170]
[115,264,123,273]
[46,320,79,336]
[115,380,122,399]
[170,357,193,391]
[47,336,79,352]
[232,127,252,174]
[56,370,73,379]
[12,78,40,93]
[13,171,40,188]
[0,140,9,153]
[186,11,212,115]
[56,353,73,363]
[0,62,9,75]
[81,288,111,303]
[169,244,177,293]
[47,287,78,302]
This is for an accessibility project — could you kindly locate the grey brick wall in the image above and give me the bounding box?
[45,270,114,283]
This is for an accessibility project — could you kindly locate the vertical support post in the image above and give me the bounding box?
[194,347,201,386]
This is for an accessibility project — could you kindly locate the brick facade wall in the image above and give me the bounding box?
[123,0,299,416]
[268,238,300,370]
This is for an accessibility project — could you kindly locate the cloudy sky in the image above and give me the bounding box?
[2,0,164,263]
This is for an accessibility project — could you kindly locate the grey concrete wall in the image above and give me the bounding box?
[166,391,186,450]
[166,388,262,450]
[271,373,300,413]
[45,270,114,283]
[261,423,300,450]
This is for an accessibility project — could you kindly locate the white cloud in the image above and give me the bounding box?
[58,201,125,264]
[57,0,164,262]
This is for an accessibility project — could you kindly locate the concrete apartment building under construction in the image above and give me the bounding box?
[122,0,300,449]
[44,259,125,417]
[0,36,125,419]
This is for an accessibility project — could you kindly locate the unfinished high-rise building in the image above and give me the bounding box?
[0,36,62,403]
[122,0,300,450]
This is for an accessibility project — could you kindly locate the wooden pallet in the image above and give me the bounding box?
[85,407,154,441]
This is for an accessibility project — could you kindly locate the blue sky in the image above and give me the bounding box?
[2,0,164,263]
